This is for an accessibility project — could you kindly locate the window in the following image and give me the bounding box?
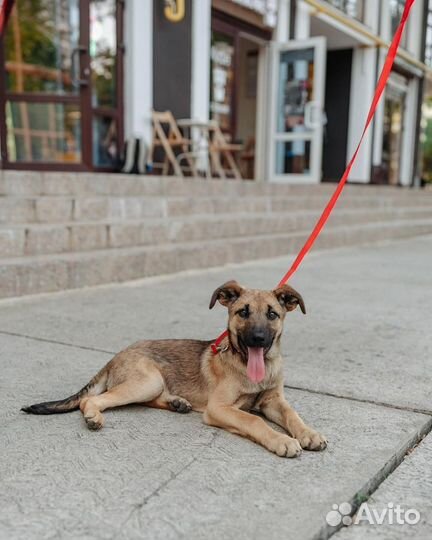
[324,0,365,22]
[389,0,408,48]
[210,31,235,134]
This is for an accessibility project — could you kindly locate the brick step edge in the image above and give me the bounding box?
[1,208,432,258]
[1,194,432,224]
[0,220,431,299]
[0,172,428,197]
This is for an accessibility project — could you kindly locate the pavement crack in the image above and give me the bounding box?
[284,384,432,416]
[120,455,199,531]
[0,329,115,355]
[312,417,432,540]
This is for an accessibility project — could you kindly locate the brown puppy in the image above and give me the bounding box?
[22,281,327,458]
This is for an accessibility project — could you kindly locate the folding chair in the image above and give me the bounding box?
[208,123,243,180]
[149,110,198,176]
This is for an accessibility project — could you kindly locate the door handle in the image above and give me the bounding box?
[304,101,324,129]
[71,45,89,88]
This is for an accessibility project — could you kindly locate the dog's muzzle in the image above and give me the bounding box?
[240,330,274,384]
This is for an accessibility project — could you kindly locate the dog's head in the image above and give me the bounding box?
[209,280,306,383]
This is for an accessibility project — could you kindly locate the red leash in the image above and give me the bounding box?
[211,0,416,355]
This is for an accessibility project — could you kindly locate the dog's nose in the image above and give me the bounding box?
[250,332,266,347]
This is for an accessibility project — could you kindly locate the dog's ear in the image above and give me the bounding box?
[273,284,306,314]
[209,280,244,309]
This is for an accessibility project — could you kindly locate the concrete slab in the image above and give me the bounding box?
[0,333,430,540]
[335,433,432,540]
[0,236,431,412]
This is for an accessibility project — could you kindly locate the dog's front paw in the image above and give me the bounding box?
[268,433,302,458]
[296,428,327,451]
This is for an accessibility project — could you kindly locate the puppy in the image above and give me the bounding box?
[22,281,327,458]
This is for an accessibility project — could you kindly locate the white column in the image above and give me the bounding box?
[372,0,389,170]
[346,47,376,182]
[364,0,380,34]
[406,0,424,59]
[124,0,153,146]
[191,0,211,122]
[190,0,211,171]
[275,0,290,43]
[346,0,380,183]
[295,0,311,40]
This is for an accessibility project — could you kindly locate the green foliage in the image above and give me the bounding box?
[5,0,58,92]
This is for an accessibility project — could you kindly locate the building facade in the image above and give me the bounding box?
[1,0,431,186]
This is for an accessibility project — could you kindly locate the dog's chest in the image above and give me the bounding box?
[236,392,261,411]
[236,366,281,408]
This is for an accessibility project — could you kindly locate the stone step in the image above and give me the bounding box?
[2,172,432,202]
[1,191,432,224]
[2,170,427,198]
[1,219,431,298]
[0,171,336,197]
[1,207,431,257]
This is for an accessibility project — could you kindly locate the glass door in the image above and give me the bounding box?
[268,38,326,183]
[89,0,123,169]
[0,0,123,171]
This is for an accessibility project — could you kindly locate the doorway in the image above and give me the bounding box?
[268,37,326,183]
[0,0,124,171]
[322,48,352,182]
[210,11,270,179]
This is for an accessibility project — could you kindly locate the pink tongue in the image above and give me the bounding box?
[246,347,265,383]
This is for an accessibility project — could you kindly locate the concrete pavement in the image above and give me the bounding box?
[339,433,432,540]
[1,235,431,539]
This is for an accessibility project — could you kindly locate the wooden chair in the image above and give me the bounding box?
[240,136,255,179]
[150,110,198,176]
[208,123,243,180]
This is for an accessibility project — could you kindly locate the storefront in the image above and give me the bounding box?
[1,0,429,186]
[209,1,274,179]
[208,0,328,183]
[298,0,428,186]
[0,0,124,171]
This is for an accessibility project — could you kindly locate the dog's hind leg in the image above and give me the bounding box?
[80,367,164,430]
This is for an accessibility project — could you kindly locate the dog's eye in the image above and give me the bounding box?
[267,311,279,320]
[237,308,249,319]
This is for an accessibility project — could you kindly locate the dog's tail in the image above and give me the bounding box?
[21,369,107,415]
